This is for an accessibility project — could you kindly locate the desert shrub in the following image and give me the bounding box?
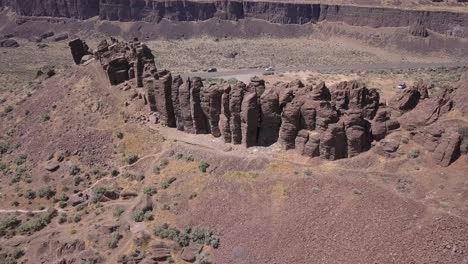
[76,203,87,211]
[459,126,468,139]
[0,162,7,171]
[15,155,27,166]
[108,232,122,249]
[18,209,57,234]
[154,224,220,248]
[125,153,139,165]
[162,204,170,210]
[69,165,81,176]
[303,169,312,176]
[0,216,21,236]
[199,161,210,173]
[143,186,157,196]
[111,169,120,177]
[4,256,16,264]
[114,131,124,139]
[143,211,153,221]
[42,113,50,121]
[58,213,67,224]
[73,215,81,223]
[4,105,13,113]
[58,201,67,208]
[114,207,125,218]
[38,186,56,199]
[132,210,145,222]
[24,189,36,200]
[0,141,9,155]
[263,72,274,76]
[12,248,24,259]
[407,149,420,159]
[161,177,177,189]
[121,171,144,181]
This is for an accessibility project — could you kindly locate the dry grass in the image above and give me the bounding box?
[147,37,409,72]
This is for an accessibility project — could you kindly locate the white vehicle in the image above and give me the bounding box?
[397,82,407,89]
[265,67,275,72]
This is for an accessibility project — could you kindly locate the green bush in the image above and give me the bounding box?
[18,209,57,234]
[115,131,124,139]
[154,224,220,248]
[407,149,420,159]
[38,186,56,199]
[132,210,145,222]
[199,161,210,173]
[114,207,125,218]
[0,142,9,155]
[0,216,21,236]
[459,126,468,139]
[58,201,68,208]
[126,153,139,165]
[109,232,122,249]
[15,155,27,166]
[24,189,36,200]
[58,213,67,224]
[161,177,177,189]
[143,186,157,196]
[69,165,81,176]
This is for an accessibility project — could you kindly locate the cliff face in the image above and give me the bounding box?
[1,0,467,37]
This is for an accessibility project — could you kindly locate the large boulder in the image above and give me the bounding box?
[68,38,91,64]
[388,87,422,112]
[0,38,19,48]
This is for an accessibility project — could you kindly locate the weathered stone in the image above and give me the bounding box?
[179,78,195,133]
[303,132,321,158]
[241,92,259,147]
[0,38,19,48]
[44,160,60,172]
[190,77,210,134]
[344,109,371,158]
[172,75,184,131]
[279,101,301,150]
[389,87,421,112]
[295,130,309,155]
[320,123,347,160]
[154,70,176,127]
[258,87,280,146]
[220,85,232,143]
[201,83,222,137]
[179,243,203,263]
[432,131,461,167]
[229,82,246,144]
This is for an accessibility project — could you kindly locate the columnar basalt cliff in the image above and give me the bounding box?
[2,0,467,38]
[70,38,467,165]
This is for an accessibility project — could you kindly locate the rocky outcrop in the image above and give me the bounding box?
[409,19,429,37]
[201,83,223,137]
[69,39,466,165]
[412,121,462,166]
[371,108,400,141]
[4,1,468,38]
[400,88,454,130]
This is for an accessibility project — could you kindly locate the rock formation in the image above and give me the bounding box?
[68,39,467,165]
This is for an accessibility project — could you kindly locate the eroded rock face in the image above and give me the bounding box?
[412,121,463,167]
[69,39,465,165]
[201,83,223,137]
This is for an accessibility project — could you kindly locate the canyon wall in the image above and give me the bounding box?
[1,0,467,37]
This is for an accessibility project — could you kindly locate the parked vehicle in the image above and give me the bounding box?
[207,68,217,72]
